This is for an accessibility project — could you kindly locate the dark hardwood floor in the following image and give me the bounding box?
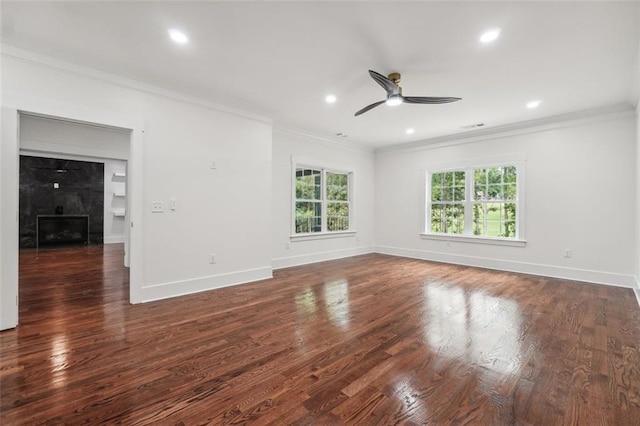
[1,244,639,424]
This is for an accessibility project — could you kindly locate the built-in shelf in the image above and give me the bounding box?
[113,190,126,197]
[113,171,126,178]
[112,208,126,217]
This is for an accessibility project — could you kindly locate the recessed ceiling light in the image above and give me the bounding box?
[526,100,542,109]
[325,94,337,104]
[406,128,415,134]
[479,28,501,44]
[168,29,189,44]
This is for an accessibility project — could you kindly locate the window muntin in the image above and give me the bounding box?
[427,164,520,240]
[295,167,351,234]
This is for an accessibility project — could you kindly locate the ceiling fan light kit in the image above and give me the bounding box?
[355,70,461,116]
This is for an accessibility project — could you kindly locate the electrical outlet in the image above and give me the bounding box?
[564,249,572,258]
[152,201,164,213]
[285,242,290,249]
[211,161,217,169]
[209,253,216,264]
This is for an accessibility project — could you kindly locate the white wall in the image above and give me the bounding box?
[272,129,375,268]
[375,110,637,287]
[1,50,273,317]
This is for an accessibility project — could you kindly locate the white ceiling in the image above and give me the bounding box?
[2,1,639,148]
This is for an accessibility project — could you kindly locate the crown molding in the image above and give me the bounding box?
[1,44,273,125]
[273,125,374,154]
[376,103,636,154]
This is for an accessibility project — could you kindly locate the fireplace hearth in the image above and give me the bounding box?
[37,215,89,247]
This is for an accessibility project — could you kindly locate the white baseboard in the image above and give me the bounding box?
[272,246,374,270]
[103,235,124,244]
[139,266,273,303]
[374,245,637,289]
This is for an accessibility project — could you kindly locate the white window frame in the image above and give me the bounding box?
[291,160,356,242]
[421,155,526,247]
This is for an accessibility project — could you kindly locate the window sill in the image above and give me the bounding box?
[420,233,526,247]
[291,230,357,242]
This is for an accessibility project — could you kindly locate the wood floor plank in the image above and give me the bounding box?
[1,244,639,424]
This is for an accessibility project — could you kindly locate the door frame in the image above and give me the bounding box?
[1,100,144,330]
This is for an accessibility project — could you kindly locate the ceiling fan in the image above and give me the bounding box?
[354,70,461,116]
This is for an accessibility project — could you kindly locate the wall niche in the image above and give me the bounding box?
[19,155,104,248]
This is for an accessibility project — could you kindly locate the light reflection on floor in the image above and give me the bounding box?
[323,279,350,330]
[423,281,523,376]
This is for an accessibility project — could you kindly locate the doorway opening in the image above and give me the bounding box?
[17,113,132,323]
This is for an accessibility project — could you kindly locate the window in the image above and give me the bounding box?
[294,167,351,234]
[425,162,523,243]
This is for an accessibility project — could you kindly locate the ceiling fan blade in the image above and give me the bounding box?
[368,70,399,96]
[403,96,462,104]
[354,100,386,116]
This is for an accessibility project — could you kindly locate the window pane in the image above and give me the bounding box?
[326,172,348,201]
[296,168,321,200]
[504,166,517,183]
[454,186,465,201]
[432,172,443,188]
[503,203,516,237]
[443,204,465,234]
[431,204,443,233]
[472,203,483,235]
[327,202,349,231]
[431,184,443,202]
[454,171,466,186]
[295,201,321,233]
[487,167,502,184]
[504,184,516,200]
[503,221,516,238]
[431,172,445,202]
[473,202,517,237]
[487,184,502,200]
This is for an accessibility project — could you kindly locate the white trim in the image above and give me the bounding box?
[272,246,374,270]
[291,230,357,242]
[424,157,526,241]
[1,44,272,126]
[0,108,20,330]
[104,236,125,244]
[377,104,635,154]
[291,159,354,237]
[139,266,273,303]
[634,289,640,309]
[374,245,637,289]
[1,98,145,307]
[420,233,526,247]
[19,149,119,164]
